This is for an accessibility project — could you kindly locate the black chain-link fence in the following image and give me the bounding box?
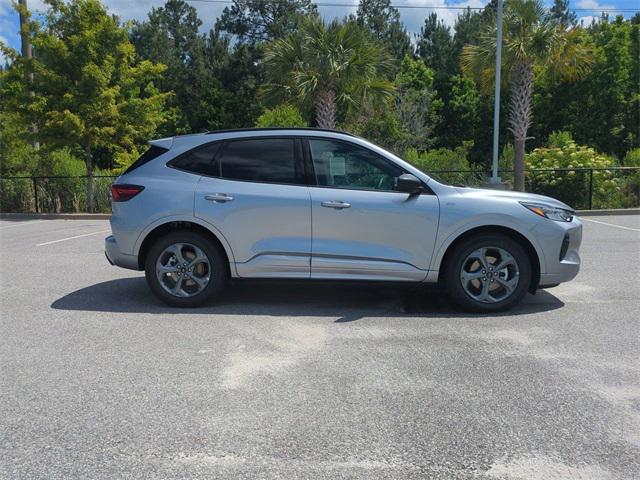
[425,167,640,210]
[1,167,639,213]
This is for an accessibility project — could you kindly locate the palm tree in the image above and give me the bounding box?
[263,16,394,129]
[461,0,593,191]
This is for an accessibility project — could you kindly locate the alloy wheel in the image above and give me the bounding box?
[155,243,211,298]
[459,247,520,304]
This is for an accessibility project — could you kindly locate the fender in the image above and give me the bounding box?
[428,213,547,275]
[133,214,238,276]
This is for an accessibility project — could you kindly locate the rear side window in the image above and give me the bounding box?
[168,142,222,176]
[219,138,298,184]
[124,145,168,174]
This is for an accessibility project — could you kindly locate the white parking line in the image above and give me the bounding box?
[581,218,640,232]
[37,229,110,246]
[0,220,47,230]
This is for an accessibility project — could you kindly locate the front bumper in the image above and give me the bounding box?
[532,216,582,287]
[105,235,139,270]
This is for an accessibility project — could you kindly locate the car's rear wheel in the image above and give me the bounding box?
[445,234,531,312]
[145,231,227,307]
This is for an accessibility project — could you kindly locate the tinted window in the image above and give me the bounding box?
[124,145,168,174]
[309,139,404,191]
[220,138,297,184]
[169,142,221,176]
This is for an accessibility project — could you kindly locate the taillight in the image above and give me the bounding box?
[111,184,144,202]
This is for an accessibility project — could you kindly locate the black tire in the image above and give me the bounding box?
[144,230,228,307]
[444,233,531,313]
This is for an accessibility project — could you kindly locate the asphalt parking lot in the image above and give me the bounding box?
[1,215,639,479]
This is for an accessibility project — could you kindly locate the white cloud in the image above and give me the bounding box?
[400,0,488,34]
[575,0,616,26]
[576,0,615,10]
[315,0,490,38]
[0,0,494,49]
[577,15,606,26]
[103,0,226,28]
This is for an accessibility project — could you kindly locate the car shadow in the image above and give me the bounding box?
[51,277,565,321]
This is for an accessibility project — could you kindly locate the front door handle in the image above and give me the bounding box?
[321,200,351,209]
[205,193,234,203]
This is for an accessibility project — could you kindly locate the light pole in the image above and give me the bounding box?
[491,0,504,184]
[18,0,39,150]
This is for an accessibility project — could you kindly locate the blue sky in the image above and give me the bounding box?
[1,0,638,63]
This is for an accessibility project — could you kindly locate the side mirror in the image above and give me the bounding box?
[396,173,424,194]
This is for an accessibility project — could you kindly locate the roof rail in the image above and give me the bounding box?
[204,127,357,137]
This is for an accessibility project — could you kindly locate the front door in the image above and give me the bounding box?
[306,138,439,281]
[194,137,311,278]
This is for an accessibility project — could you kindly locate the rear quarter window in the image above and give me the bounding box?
[168,142,222,176]
[123,145,169,174]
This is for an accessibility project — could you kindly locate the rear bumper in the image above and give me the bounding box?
[105,235,139,270]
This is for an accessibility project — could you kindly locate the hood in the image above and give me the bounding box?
[454,186,574,211]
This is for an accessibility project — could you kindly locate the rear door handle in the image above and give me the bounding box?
[205,193,234,203]
[321,200,351,209]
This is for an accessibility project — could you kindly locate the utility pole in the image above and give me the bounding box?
[490,0,504,184]
[18,0,39,150]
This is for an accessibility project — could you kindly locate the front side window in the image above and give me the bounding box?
[309,139,404,191]
[169,142,221,176]
[219,138,298,184]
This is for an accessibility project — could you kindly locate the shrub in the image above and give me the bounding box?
[623,149,640,167]
[526,139,623,209]
[405,142,484,185]
[255,104,307,128]
[547,130,574,149]
[38,149,87,213]
[0,178,35,213]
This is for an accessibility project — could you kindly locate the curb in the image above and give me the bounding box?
[575,208,639,216]
[0,212,110,220]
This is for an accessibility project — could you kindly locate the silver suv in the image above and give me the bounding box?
[105,128,582,312]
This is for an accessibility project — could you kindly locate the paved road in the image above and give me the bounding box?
[1,216,639,479]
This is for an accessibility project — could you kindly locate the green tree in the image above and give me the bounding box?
[131,0,218,133]
[216,0,316,44]
[461,0,593,191]
[263,17,394,129]
[0,111,39,176]
[575,18,637,157]
[435,74,481,150]
[549,0,577,27]
[393,56,442,152]
[453,6,494,57]
[431,6,495,157]
[417,13,454,76]
[355,0,412,65]
[29,0,169,211]
[532,16,638,158]
[255,104,307,127]
[346,56,442,154]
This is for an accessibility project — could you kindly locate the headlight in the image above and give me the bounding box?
[520,202,574,222]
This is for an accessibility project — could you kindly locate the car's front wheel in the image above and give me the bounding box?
[445,233,531,312]
[145,231,227,307]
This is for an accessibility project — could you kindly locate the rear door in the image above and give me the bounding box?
[193,137,312,278]
[305,138,439,281]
